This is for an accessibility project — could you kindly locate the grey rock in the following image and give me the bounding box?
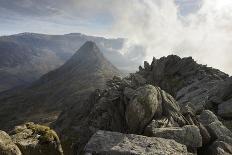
[125,85,162,133]
[207,121,232,140]
[0,130,22,155]
[123,87,135,100]
[144,125,202,148]
[198,110,219,126]
[84,130,188,155]
[207,141,232,155]
[218,98,232,118]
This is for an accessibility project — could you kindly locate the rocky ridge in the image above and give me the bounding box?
[54,55,232,155]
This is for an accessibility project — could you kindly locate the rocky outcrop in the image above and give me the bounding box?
[84,130,188,155]
[52,55,232,154]
[144,125,202,148]
[125,85,162,133]
[137,55,229,114]
[10,122,63,155]
[0,131,22,155]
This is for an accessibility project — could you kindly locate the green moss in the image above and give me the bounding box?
[25,122,59,143]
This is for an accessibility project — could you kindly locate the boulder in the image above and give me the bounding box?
[218,98,232,118]
[0,130,22,155]
[125,85,162,133]
[84,130,188,155]
[207,121,232,140]
[144,125,202,148]
[10,122,63,155]
[207,141,232,155]
[198,110,219,126]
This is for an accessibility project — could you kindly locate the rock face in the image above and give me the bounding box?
[10,122,63,155]
[207,141,232,155]
[0,131,22,155]
[144,125,202,148]
[136,55,229,114]
[126,85,162,133]
[84,130,188,155]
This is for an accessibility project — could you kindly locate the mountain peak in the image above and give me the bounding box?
[63,41,107,68]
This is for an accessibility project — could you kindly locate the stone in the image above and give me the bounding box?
[125,85,162,133]
[84,130,188,155]
[11,122,63,155]
[218,98,232,118]
[207,141,232,155]
[0,130,22,155]
[198,110,219,126]
[207,121,232,140]
[144,125,202,148]
[123,87,135,100]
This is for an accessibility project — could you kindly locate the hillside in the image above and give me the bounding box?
[0,33,137,92]
[0,41,121,130]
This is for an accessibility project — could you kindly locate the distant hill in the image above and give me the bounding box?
[0,33,137,92]
[0,41,121,130]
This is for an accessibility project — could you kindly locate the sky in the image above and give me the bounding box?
[0,0,232,74]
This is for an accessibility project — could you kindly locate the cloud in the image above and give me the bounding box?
[107,0,232,75]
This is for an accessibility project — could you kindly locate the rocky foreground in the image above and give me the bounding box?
[0,44,232,155]
[54,55,232,154]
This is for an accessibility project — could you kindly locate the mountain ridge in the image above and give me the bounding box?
[0,41,121,130]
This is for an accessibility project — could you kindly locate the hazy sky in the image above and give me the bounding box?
[0,0,232,74]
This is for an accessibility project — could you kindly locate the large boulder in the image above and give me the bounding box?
[84,130,188,155]
[10,122,63,155]
[144,125,202,148]
[0,130,22,155]
[125,85,162,133]
[218,98,232,118]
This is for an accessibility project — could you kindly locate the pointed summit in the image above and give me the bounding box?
[0,41,121,129]
[63,41,108,69]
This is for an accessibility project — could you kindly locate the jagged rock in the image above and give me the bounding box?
[84,130,188,155]
[144,125,202,148]
[0,130,22,155]
[198,110,219,126]
[207,141,232,155]
[218,98,232,118]
[125,85,162,133]
[198,110,232,141]
[207,121,232,140]
[10,122,63,155]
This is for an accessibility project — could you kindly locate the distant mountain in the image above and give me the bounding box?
[0,41,121,130]
[0,33,138,92]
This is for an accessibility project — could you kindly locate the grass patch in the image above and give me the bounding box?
[25,122,59,143]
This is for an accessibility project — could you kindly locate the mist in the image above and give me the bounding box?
[108,0,232,75]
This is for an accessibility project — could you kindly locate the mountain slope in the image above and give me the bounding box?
[0,41,121,130]
[0,33,137,92]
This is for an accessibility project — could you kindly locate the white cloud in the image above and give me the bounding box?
[106,0,232,75]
